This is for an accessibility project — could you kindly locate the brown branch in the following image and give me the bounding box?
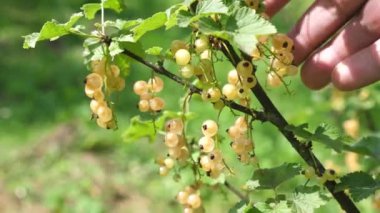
[219,40,360,213]
[224,181,249,202]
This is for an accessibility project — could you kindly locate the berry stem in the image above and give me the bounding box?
[100,0,105,34]
[218,39,360,213]
[224,181,249,203]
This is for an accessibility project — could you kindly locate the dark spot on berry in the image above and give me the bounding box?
[203,125,207,130]
[329,170,336,175]
[225,128,229,133]
[282,41,288,48]
[167,153,170,157]
[83,79,87,84]
[200,145,204,150]
[243,61,250,67]
[247,77,254,83]
[210,154,215,160]
[206,170,211,176]
[239,88,244,94]
[207,94,211,99]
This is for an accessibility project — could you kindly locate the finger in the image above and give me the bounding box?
[300,0,380,89]
[289,0,367,65]
[331,39,380,91]
[264,0,290,17]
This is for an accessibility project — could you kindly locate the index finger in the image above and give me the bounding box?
[264,0,290,17]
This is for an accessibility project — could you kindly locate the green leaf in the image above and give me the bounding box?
[23,12,83,49]
[292,186,328,213]
[335,171,380,202]
[252,163,301,189]
[109,41,124,57]
[81,0,122,20]
[104,19,142,30]
[255,201,292,213]
[229,201,261,213]
[165,4,188,30]
[123,111,179,143]
[196,0,228,15]
[227,7,276,54]
[285,124,346,152]
[347,136,380,161]
[145,46,163,56]
[132,12,167,41]
[242,180,260,191]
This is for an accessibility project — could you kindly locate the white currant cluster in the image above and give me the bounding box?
[133,76,165,113]
[158,119,189,176]
[198,120,225,178]
[86,58,125,129]
[176,186,202,213]
[227,116,255,163]
[267,34,298,87]
[222,60,257,107]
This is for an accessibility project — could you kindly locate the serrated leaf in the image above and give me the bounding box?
[145,46,163,56]
[227,7,276,54]
[285,124,346,152]
[252,163,301,189]
[292,186,328,213]
[229,201,261,213]
[347,136,380,161]
[23,12,83,49]
[335,171,380,202]
[109,41,124,57]
[123,111,180,143]
[132,12,167,41]
[81,0,122,20]
[104,19,142,30]
[255,201,292,213]
[242,180,260,191]
[196,0,228,14]
[165,4,188,30]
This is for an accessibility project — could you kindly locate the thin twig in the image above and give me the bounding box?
[224,181,249,202]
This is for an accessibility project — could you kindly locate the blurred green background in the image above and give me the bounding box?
[0,0,379,212]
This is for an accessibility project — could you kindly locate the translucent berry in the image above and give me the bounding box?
[165,119,184,134]
[133,80,148,96]
[272,34,294,52]
[180,65,195,78]
[228,69,239,85]
[187,194,202,209]
[164,158,175,169]
[201,120,218,137]
[236,60,253,77]
[149,97,165,112]
[199,136,215,153]
[85,73,103,90]
[177,191,189,205]
[138,99,150,112]
[110,64,120,77]
[159,166,169,176]
[194,35,209,53]
[205,87,222,103]
[222,84,238,100]
[170,40,188,54]
[97,105,113,123]
[267,72,282,87]
[242,75,257,89]
[165,132,179,148]
[175,49,191,66]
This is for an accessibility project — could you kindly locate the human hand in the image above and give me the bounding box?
[265,0,380,91]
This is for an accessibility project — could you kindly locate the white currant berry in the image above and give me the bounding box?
[272,33,294,52]
[267,72,282,87]
[194,35,209,53]
[235,116,248,133]
[168,147,182,159]
[110,64,120,77]
[159,166,169,176]
[222,84,238,100]
[165,119,184,134]
[133,80,149,96]
[228,69,239,85]
[199,136,215,153]
[175,49,191,66]
[200,155,214,171]
[205,87,222,103]
[242,75,257,89]
[180,64,195,78]
[148,76,164,93]
[187,194,202,209]
[304,167,316,179]
[85,73,103,90]
[177,191,189,205]
[149,97,165,112]
[164,158,175,169]
[227,125,242,139]
[200,49,212,60]
[90,99,106,114]
[97,105,113,123]
[138,99,150,112]
[201,120,218,137]
[237,86,250,99]
[165,132,179,148]
[236,60,253,77]
[285,65,298,76]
